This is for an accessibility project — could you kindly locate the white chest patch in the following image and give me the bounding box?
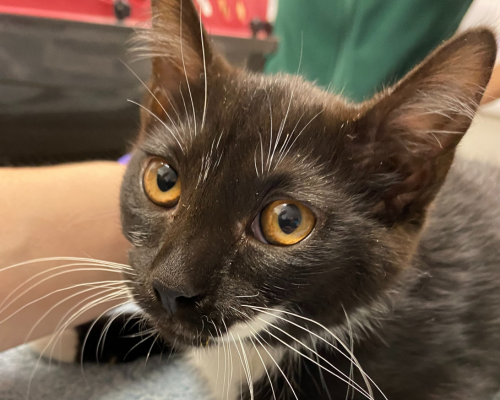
[185,311,284,400]
[186,339,284,400]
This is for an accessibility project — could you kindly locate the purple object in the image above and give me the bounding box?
[118,153,132,165]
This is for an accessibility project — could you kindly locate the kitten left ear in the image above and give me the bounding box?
[136,0,231,130]
[349,29,497,224]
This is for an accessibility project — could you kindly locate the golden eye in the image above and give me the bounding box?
[260,200,315,245]
[143,157,181,207]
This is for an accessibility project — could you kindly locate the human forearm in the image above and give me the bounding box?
[0,162,130,351]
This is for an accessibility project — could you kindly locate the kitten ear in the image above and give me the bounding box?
[136,0,230,129]
[350,29,497,224]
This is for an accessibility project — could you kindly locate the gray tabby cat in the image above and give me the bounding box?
[53,0,500,399]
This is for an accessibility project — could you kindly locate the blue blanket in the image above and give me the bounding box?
[0,345,210,400]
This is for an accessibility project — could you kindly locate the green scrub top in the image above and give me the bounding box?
[265,0,473,102]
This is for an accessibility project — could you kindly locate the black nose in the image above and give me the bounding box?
[152,282,202,315]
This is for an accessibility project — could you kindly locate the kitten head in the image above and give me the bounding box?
[120,0,496,347]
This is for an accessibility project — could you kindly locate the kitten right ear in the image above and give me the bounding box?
[135,0,231,130]
[347,29,497,225]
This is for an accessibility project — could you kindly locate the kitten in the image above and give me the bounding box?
[52,0,500,399]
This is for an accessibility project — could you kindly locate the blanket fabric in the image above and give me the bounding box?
[0,345,209,400]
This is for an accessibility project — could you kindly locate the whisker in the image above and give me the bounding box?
[121,309,145,333]
[161,83,183,126]
[275,111,306,167]
[246,324,299,400]
[269,85,295,172]
[96,306,130,361]
[312,337,333,400]
[51,288,130,338]
[343,308,355,400]
[178,81,193,140]
[0,263,133,316]
[278,110,324,165]
[32,286,129,343]
[259,131,264,175]
[122,61,184,142]
[0,279,131,324]
[254,147,260,177]
[270,37,303,172]
[212,323,227,400]
[249,334,277,400]
[128,99,186,153]
[145,333,160,367]
[266,95,273,171]
[45,292,127,369]
[76,291,135,366]
[196,1,208,131]
[121,327,158,338]
[221,318,233,400]
[28,293,130,397]
[243,305,384,400]
[231,306,368,398]
[179,0,197,138]
[237,333,255,400]
[0,256,133,274]
[123,330,158,362]
[230,332,252,399]
[235,293,260,298]
[208,319,221,388]
[258,322,372,400]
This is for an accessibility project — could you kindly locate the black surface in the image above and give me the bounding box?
[0,14,277,166]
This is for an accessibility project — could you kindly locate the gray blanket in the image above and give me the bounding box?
[0,345,209,400]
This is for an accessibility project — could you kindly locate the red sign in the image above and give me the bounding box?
[0,0,269,37]
[195,0,268,37]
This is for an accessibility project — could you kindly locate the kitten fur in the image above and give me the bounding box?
[49,0,500,399]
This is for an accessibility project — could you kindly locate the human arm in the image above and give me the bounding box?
[0,162,130,352]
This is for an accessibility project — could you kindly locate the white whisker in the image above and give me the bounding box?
[0,256,133,274]
[230,332,253,400]
[0,263,132,317]
[128,100,185,153]
[179,0,198,138]
[145,333,160,367]
[197,1,208,131]
[249,335,277,400]
[246,324,299,400]
[258,322,373,400]
[0,279,130,325]
[266,95,274,171]
[121,61,184,141]
[243,305,385,400]
[28,293,130,397]
[278,110,324,166]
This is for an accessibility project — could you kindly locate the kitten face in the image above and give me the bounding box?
[120,74,399,345]
[120,0,496,347]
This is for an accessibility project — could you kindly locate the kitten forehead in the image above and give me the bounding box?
[138,73,353,194]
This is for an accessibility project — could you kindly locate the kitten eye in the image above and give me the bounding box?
[259,200,315,245]
[143,157,181,207]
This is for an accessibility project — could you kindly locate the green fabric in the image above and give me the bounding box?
[265,0,473,102]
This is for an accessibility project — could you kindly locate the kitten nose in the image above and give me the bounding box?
[152,282,201,315]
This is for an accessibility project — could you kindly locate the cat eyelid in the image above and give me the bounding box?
[256,189,323,218]
[138,149,180,171]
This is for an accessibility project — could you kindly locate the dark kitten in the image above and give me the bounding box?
[73,0,500,399]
